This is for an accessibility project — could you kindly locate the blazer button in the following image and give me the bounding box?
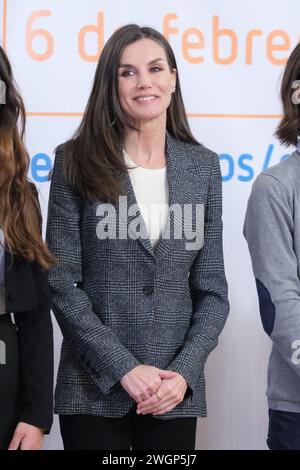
[143,286,154,296]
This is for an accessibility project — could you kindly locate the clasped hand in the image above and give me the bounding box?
[120,365,188,416]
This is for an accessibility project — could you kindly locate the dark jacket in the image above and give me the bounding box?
[4,184,54,431]
[46,132,229,419]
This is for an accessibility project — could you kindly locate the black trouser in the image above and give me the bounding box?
[0,314,19,450]
[267,408,300,450]
[60,405,197,450]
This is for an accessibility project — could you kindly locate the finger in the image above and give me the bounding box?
[8,434,22,450]
[21,435,42,451]
[152,397,181,414]
[138,390,164,409]
[20,439,30,450]
[157,370,178,379]
[137,393,161,411]
[138,396,170,414]
[143,391,184,415]
[136,389,153,403]
[143,390,154,401]
[152,401,178,415]
[137,390,161,406]
[138,384,180,412]
[20,438,36,450]
[133,389,151,403]
[136,394,146,403]
[145,398,176,415]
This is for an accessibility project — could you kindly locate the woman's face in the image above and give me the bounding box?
[118,38,176,125]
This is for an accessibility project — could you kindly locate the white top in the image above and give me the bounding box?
[123,150,169,248]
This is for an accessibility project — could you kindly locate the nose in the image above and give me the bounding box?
[136,71,152,90]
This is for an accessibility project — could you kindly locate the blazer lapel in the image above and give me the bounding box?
[116,132,200,258]
[154,132,198,258]
[119,169,155,257]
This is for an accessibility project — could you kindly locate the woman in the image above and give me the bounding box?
[46,24,229,450]
[244,43,300,450]
[0,46,54,450]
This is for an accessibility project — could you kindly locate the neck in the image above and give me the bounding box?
[123,116,166,167]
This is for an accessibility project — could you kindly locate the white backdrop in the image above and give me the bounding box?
[1,0,297,450]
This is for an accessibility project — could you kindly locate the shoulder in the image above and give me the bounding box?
[253,151,300,198]
[48,141,72,182]
[167,133,219,175]
[53,142,69,166]
[55,142,69,156]
[51,141,73,166]
[188,141,219,171]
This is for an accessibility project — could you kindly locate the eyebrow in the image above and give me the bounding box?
[118,58,165,68]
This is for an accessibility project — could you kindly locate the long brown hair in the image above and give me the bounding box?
[0,46,55,270]
[63,24,198,204]
[275,43,300,147]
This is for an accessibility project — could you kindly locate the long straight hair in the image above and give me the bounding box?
[0,46,55,269]
[275,43,300,147]
[63,24,198,204]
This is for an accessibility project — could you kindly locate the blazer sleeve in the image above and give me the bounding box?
[14,183,54,433]
[166,152,229,393]
[46,145,141,395]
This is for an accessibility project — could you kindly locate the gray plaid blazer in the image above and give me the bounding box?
[46,132,229,419]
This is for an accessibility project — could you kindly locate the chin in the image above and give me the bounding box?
[132,109,166,123]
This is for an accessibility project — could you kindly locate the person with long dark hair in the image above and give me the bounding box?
[244,43,300,450]
[0,46,55,450]
[46,24,229,450]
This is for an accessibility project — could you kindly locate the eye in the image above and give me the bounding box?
[150,66,162,72]
[120,70,135,77]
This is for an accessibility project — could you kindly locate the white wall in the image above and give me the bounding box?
[1,0,296,449]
